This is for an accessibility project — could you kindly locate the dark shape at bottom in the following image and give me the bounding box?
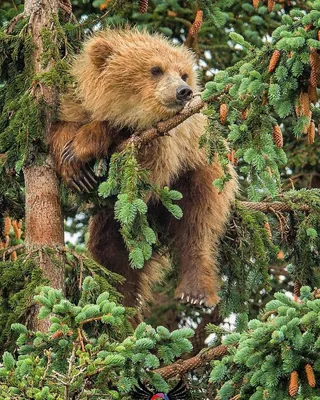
[131,379,189,399]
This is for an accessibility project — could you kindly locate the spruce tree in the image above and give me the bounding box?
[1,0,320,398]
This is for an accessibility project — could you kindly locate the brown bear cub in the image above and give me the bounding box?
[49,29,237,311]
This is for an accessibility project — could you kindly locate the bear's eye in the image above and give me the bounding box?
[181,73,188,81]
[151,66,163,77]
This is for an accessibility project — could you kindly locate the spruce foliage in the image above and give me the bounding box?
[1,0,320,397]
[0,277,193,399]
[210,287,320,399]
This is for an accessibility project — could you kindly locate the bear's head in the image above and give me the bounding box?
[72,29,199,129]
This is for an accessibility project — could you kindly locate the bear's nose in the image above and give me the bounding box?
[176,85,193,102]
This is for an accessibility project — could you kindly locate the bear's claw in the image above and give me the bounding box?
[176,289,218,308]
[61,140,98,193]
[68,166,97,193]
[61,140,75,164]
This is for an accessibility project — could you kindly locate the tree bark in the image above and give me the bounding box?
[23,0,65,332]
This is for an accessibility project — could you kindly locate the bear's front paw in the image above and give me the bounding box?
[60,140,98,193]
[175,286,220,308]
[66,166,97,193]
[61,139,77,164]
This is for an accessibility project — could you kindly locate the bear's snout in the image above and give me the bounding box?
[176,85,193,102]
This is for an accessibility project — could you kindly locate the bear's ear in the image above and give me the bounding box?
[87,37,113,69]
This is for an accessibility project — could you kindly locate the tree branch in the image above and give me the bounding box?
[154,344,228,379]
[116,84,234,153]
[116,88,232,152]
[0,243,25,261]
[116,96,205,152]
[238,201,311,213]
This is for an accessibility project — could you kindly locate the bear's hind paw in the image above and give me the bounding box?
[175,288,219,308]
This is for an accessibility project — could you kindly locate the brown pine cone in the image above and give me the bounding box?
[302,111,312,134]
[308,84,317,103]
[241,108,248,120]
[189,10,203,36]
[220,103,228,125]
[309,48,320,87]
[252,0,259,8]
[300,92,310,117]
[310,69,318,88]
[4,216,11,236]
[293,281,301,298]
[99,0,111,10]
[51,330,64,339]
[268,50,281,73]
[305,364,316,388]
[295,103,301,117]
[272,125,283,148]
[308,121,315,144]
[264,221,272,240]
[139,0,148,13]
[289,371,299,397]
[268,0,275,12]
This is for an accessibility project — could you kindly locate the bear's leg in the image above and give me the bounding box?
[49,121,112,192]
[88,208,168,319]
[170,163,236,307]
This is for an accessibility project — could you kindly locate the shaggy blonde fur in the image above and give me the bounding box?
[49,29,237,310]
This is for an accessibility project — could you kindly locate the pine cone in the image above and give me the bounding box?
[309,48,320,87]
[289,371,299,397]
[308,84,317,103]
[305,364,316,388]
[189,10,203,36]
[268,50,281,73]
[99,0,111,11]
[295,103,301,117]
[310,69,318,88]
[51,330,64,339]
[252,0,259,8]
[303,111,312,134]
[264,221,272,240]
[310,48,320,70]
[308,121,315,144]
[273,125,283,148]
[300,92,310,117]
[4,216,11,236]
[318,30,320,41]
[139,0,148,13]
[167,10,177,17]
[304,24,313,31]
[241,108,248,120]
[293,281,301,298]
[11,220,21,239]
[268,0,275,12]
[220,103,228,125]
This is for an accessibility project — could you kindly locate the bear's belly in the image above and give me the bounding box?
[137,114,207,188]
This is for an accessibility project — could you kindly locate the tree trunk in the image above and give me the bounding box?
[23,0,65,331]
